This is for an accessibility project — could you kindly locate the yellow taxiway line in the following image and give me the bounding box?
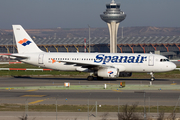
[28,98,50,105]
[28,100,44,105]
[27,89,38,92]
[21,95,46,97]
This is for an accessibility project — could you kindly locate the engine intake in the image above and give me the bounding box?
[97,68,119,78]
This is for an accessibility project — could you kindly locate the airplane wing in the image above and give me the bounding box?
[63,61,112,69]
[55,59,125,71]
[0,53,28,61]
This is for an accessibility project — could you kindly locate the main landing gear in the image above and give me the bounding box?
[150,72,155,81]
[87,76,94,81]
[87,76,104,81]
[87,73,94,81]
[87,72,104,81]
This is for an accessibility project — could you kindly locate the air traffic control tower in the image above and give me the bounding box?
[100,0,126,53]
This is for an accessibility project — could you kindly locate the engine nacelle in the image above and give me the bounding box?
[119,72,132,77]
[97,68,119,78]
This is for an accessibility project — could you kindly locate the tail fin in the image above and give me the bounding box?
[12,25,43,53]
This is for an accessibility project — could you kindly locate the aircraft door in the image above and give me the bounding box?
[148,55,154,66]
[38,54,44,64]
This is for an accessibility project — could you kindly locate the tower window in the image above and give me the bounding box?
[111,5,116,8]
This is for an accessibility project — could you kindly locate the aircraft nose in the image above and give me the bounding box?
[170,62,176,70]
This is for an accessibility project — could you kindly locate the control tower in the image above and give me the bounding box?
[100,0,126,53]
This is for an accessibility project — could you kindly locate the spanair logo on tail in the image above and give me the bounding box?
[18,38,31,46]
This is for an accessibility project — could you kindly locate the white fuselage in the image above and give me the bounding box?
[19,52,176,73]
[11,25,177,80]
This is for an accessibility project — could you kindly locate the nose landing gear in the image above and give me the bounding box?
[150,72,155,81]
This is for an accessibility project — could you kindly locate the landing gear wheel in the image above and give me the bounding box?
[97,76,103,80]
[150,72,155,81]
[87,76,94,81]
[151,77,155,81]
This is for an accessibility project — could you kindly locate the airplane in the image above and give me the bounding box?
[8,25,176,81]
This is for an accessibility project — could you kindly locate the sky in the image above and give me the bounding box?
[0,0,180,29]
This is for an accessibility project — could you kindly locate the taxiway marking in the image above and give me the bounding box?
[27,89,38,92]
[28,98,50,105]
[21,95,46,97]
[171,83,177,85]
[28,100,44,104]
[112,90,122,92]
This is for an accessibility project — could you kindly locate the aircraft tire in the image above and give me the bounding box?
[87,76,94,81]
[97,76,103,80]
[151,77,155,81]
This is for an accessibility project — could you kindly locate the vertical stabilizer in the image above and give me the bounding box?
[12,25,43,53]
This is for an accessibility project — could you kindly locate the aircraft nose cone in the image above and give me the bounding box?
[171,62,176,70]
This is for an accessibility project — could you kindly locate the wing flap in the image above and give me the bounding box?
[58,60,125,71]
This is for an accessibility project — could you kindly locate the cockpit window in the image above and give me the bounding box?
[160,59,169,62]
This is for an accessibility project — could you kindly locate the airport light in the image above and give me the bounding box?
[25,98,28,117]
[134,91,146,120]
[13,33,14,53]
[144,92,146,120]
[118,97,119,113]
[87,93,91,120]
[122,27,124,39]
[56,95,58,120]
[88,25,91,53]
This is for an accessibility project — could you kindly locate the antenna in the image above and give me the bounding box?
[111,0,115,3]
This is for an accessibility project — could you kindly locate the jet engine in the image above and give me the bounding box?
[97,68,119,78]
[119,72,132,77]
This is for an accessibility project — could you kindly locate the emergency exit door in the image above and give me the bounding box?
[38,54,44,64]
[148,55,154,66]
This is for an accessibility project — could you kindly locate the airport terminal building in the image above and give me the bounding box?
[0,36,180,58]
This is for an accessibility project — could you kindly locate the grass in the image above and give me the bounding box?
[0,70,88,77]
[0,63,180,78]
[0,104,178,113]
[0,64,179,113]
[0,63,88,76]
[0,63,38,68]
